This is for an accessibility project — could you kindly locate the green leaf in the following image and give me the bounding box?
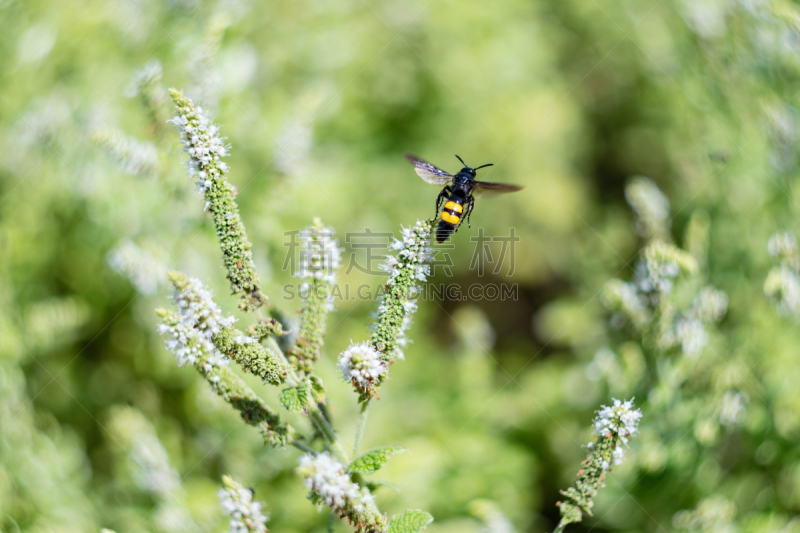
[309,375,326,403]
[279,380,311,413]
[349,445,407,475]
[388,510,433,533]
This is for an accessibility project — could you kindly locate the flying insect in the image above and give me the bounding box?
[404,152,522,243]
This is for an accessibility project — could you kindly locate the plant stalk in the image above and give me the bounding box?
[352,399,370,457]
[309,403,349,464]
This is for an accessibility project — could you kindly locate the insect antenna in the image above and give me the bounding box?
[474,163,494,170]
[455,154,468,167]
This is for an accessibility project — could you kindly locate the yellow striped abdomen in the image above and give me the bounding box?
[440,200,463,225]
[441,211,460,224]
[444,201,463,213]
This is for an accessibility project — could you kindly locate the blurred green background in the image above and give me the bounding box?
[3,0,800,531]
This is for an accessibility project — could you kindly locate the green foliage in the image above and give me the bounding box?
[279,380,312,413]
[349,445,408,475]
[388,510,434,533]
[4,0,800,532]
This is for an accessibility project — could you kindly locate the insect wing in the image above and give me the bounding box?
[473,181,523,196]
[404,152,453,185]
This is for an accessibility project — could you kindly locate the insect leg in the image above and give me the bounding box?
[465,195,475,228]
[435,187,450,214]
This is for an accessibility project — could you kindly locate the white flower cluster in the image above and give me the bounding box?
[718,390,748,426]
[768,231,798,260]
[152,503,196,533]
[218,476,269,533]
[385,222,433,286]
[125,59,165,100]
[129,432,182,498]
[765,266,800,315]
[107,238,165,294]
[634,257,681,295]
[593,398,643,465]
[94,128,160,176]
[297,452,374,514]
[337,341,387,390]
[673,495,737,533]
[673,318,709,358]
[173,276,235,341]
[680,1,726,40]
[624,176,671,239]
[602,279,650,330]
[296,222,342,285]
[765,231,800,315]
[654,286,727,358]
[766,103,797,172]
[169,99,230,194]
[15,93,72,150]
[373,220,433,360]
[655,286,728,358]
[690,287,728,323]
[157,276,233,371]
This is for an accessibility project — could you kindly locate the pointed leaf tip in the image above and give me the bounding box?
[349,445,408,475]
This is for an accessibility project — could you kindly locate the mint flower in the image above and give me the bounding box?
[172,274,235,337]
[130,433,181,497]
[371,219,434,364]
[718,391,748,427]
[673,496,736,532]
[157,307,292,447]
[604,238,721,360]
[593,398,643,449]
[287,219,342,372]
[297,452,387,533]
[169,89,266,311]
[625,176,670,240]
[690,287,728,323]
[157,313,228,371]
[107,406,181,499]
[126,60,168,129]
[338,341,387,396]
[768,231,798,261]
[673,318,709,358]
[93,128,160,176]
[107,238,166,294]
[765,266,800,315]
[765,231,800,315]
[601,279,650,331]
[555,398,642,532]
[296,220,342,285]
[635,241,697,296]
[218,475,269,533]
[164,272,289,385]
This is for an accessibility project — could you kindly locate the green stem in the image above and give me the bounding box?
[253,314,347,462]
[553,521,568,533]
[291,439,317,454]
[309,403,350,464]
[352,399,370,457]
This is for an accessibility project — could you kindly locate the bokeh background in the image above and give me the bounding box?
[3,0,800,531]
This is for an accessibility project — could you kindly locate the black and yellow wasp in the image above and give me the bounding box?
[404,153,522,243]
